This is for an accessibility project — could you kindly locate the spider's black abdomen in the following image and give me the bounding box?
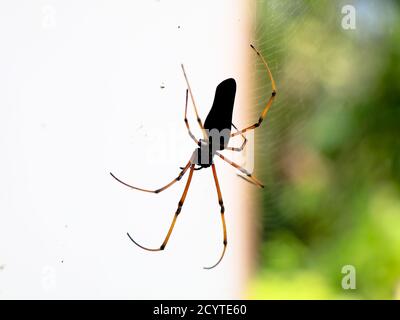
[204,78,236,134]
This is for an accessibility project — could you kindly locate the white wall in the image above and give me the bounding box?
[0,0,254,299]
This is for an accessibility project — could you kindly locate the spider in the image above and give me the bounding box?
[110,45,276,269]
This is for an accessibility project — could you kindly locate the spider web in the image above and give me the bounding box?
[251,0,328,240]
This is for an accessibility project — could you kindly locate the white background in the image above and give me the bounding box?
[0,0,256,299]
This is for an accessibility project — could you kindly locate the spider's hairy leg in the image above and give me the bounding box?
[225,123,247,152]
[204,164,227,270]
[216,152,264,188]
[183,89,201,145]
[236,173,258,186]
[231,45,277,138]
[110,160,191,194]
[127,164,195,251]
[181,64,208,140]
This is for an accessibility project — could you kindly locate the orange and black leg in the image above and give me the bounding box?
[216,152,264,188]
[225,123,247,152]
[183,89,201,145]
[127,164,195,251]
[181,64,208,140]
[110,160,192,194]
[204,164,227,269]
[231,45,277,138]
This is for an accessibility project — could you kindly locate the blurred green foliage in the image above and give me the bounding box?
[249,0,400,299]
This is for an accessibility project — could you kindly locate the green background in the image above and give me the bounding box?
[249,0,400,299]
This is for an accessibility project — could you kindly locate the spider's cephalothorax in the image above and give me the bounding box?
[110,45,277,269]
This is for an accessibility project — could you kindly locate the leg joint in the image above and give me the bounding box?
[177,173,184,181]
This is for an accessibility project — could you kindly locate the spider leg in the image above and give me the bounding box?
[224,124,256,185]
[225,123,247,152]
[110,160,191,194]
[181,64,208,140]
[204,164,227,269]
[180,165,202,171]
[231,45,277,138]
[216,151,264,188]
[183,89,201,145]
[236,174,261,187]
[127,164,195,251]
